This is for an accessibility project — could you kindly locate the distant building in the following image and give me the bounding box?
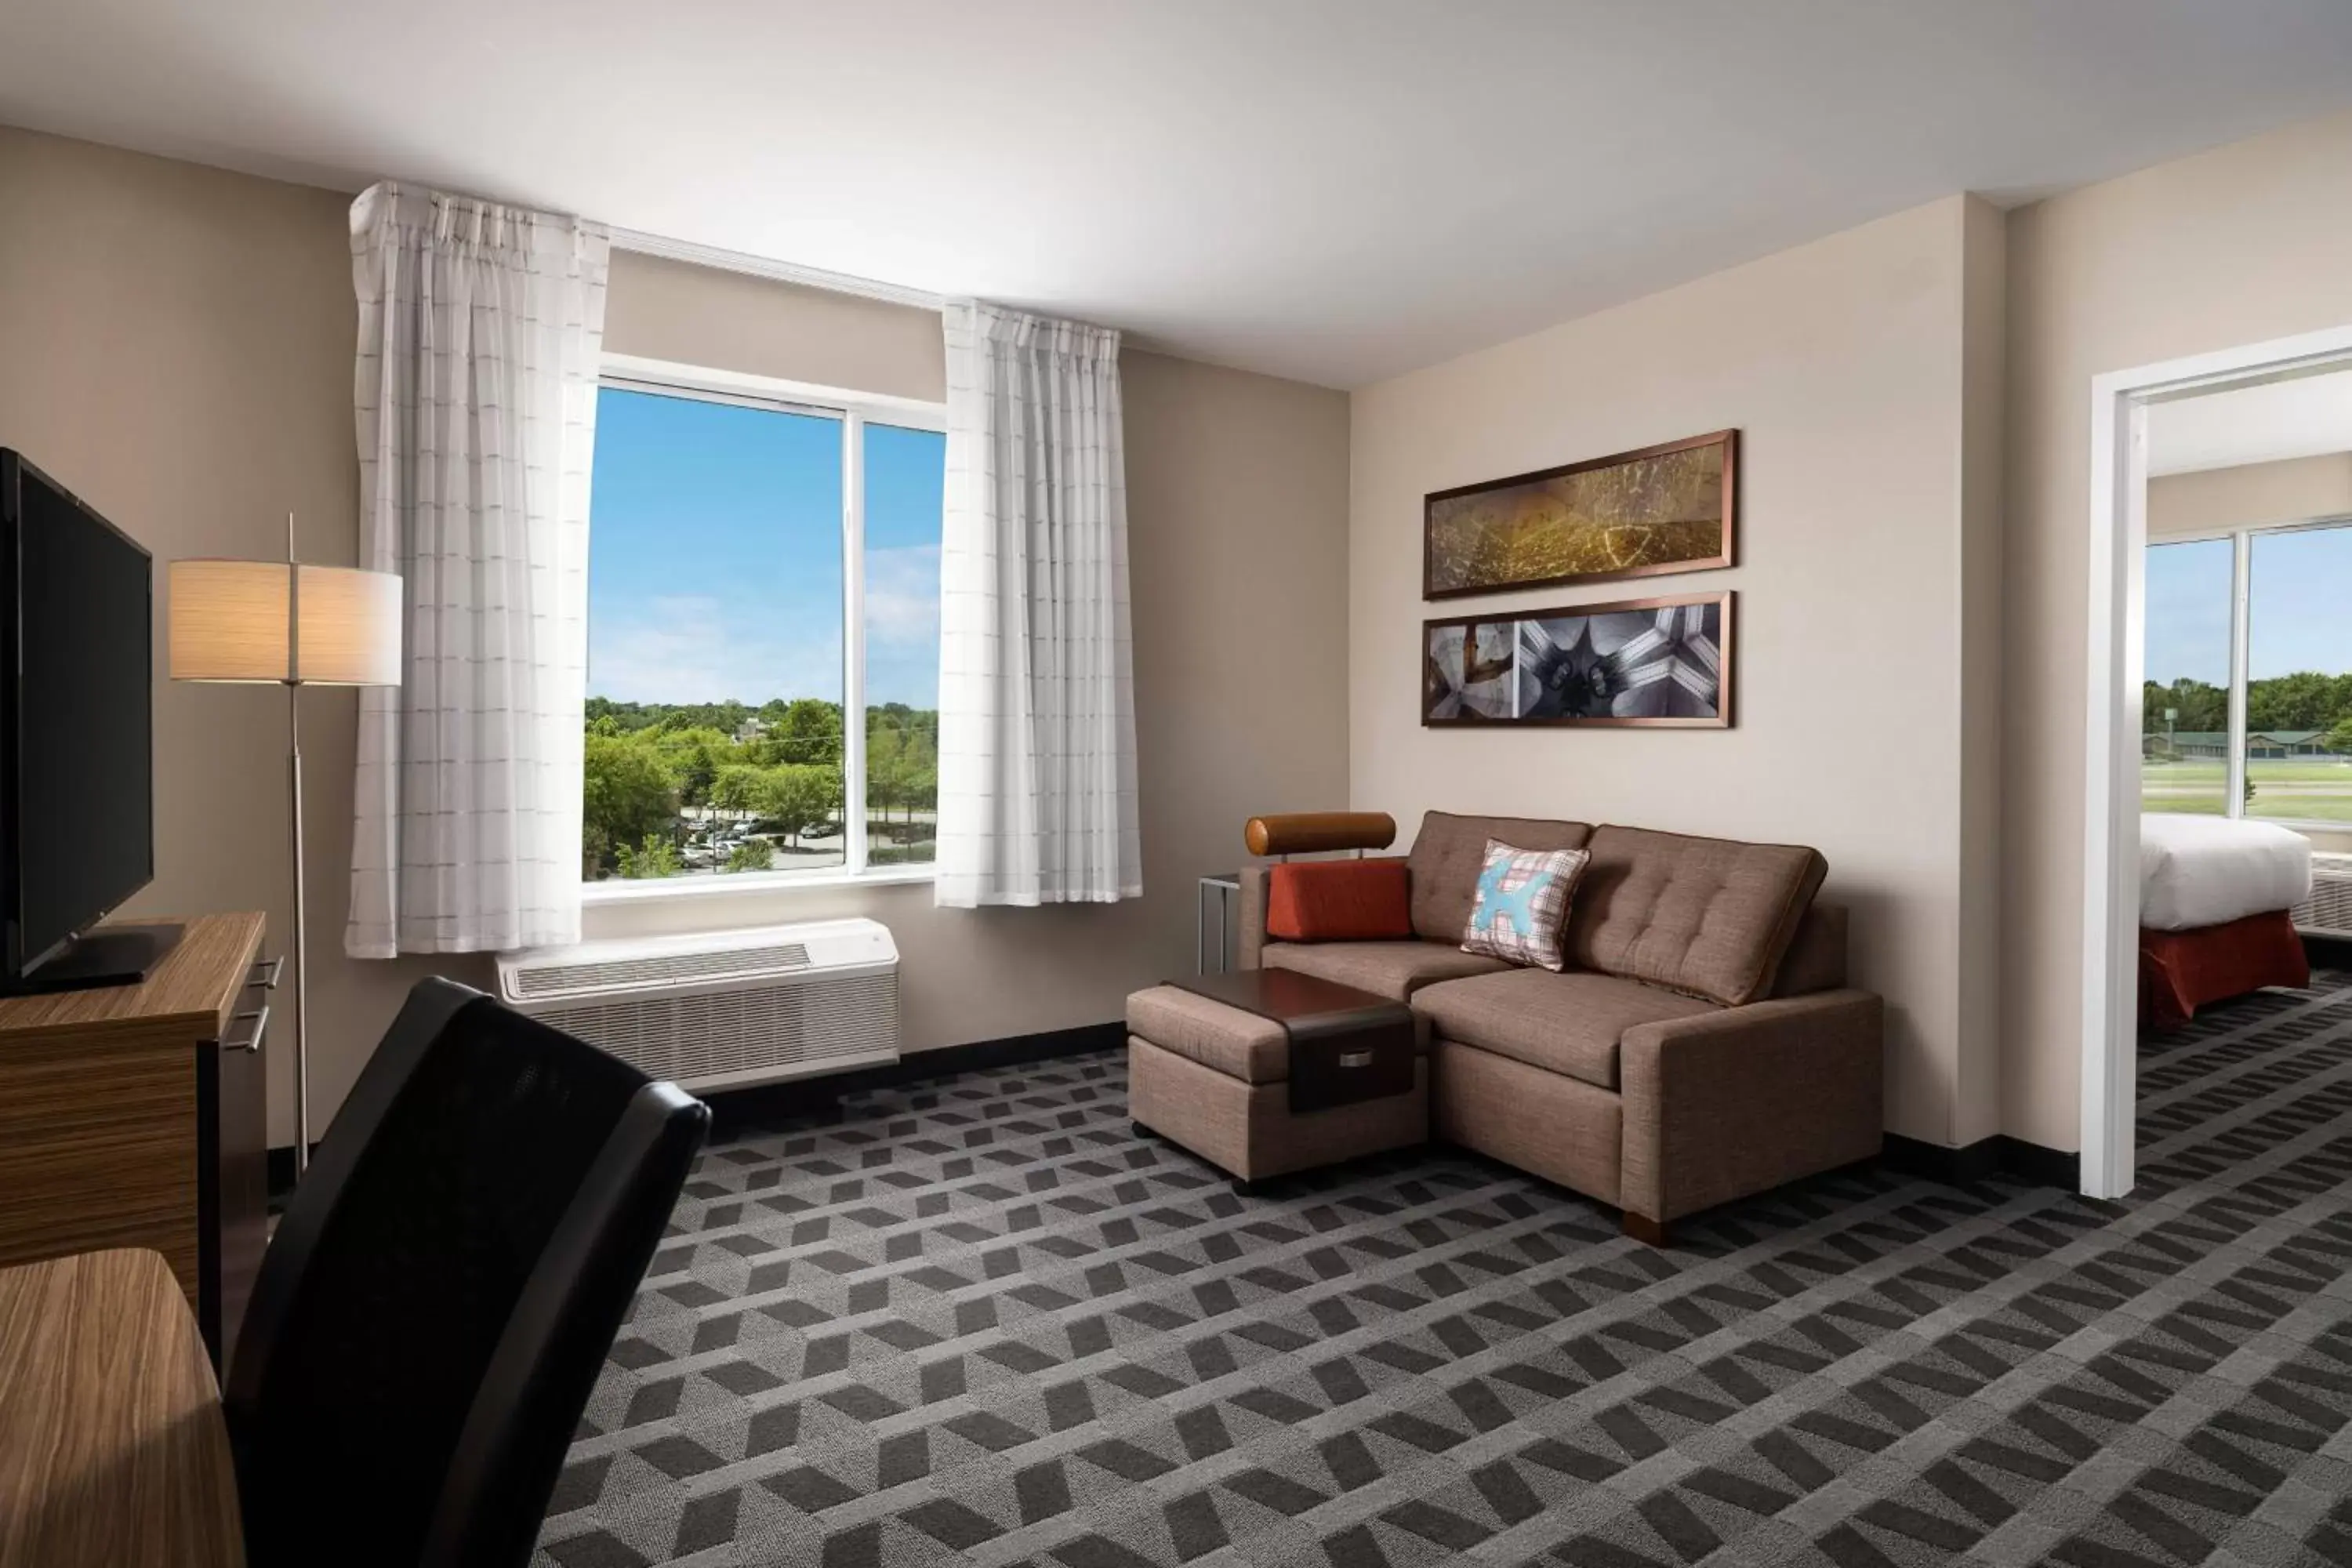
[734,717,768,742]
[2144,729,2336,760]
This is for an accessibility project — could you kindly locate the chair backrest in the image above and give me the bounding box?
[223,977,710,1568]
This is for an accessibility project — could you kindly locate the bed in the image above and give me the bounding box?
[2140,814,2314,1030]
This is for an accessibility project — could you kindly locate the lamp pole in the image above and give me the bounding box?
[285,512,311,1174]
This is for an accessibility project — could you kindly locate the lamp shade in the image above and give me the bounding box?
[169,560,403,686]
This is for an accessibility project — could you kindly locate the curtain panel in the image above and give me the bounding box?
[935,302,1141,907]
[345,183,608,957]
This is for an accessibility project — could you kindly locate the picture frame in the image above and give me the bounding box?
[1422,429,1737,601]
[1422,590,1733,729]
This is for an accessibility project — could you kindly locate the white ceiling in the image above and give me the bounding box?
[5,1,2352,388]
[2149,369,2352,477]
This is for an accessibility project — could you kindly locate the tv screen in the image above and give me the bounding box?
[1,452,154,981]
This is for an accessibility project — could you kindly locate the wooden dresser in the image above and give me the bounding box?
[0,912,272,1367]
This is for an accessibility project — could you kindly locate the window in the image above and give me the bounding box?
[2143,518,2352,828]
[2141,538,2232,815]
[582,365,946,886]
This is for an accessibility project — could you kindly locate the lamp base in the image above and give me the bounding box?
[5,922,185,994]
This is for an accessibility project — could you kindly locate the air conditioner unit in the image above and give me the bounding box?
[496,919,899,1092]
[2295,852,2352,940]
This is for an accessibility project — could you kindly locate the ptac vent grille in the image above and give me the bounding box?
[2294,856,2352,938]
[513,942,811,999]
[531,968,897,1087]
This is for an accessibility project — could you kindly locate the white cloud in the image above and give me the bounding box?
[590,593,843,705]
[864,544,940,649]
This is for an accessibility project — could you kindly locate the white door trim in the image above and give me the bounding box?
[2079,322,2352,1200]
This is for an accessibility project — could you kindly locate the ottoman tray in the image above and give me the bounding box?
[1165,968,1415,1112]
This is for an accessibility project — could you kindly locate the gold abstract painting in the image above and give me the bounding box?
[1424,430,1736,599]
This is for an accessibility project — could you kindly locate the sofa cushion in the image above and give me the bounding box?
[1263,939,1507,1000]
[1413,969,1718,1091]
[1266,860,1414,942]
[1566,826,1828,1005]
[1407,811,1593,943]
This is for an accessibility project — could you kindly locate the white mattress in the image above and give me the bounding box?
[2140,814,2313,932]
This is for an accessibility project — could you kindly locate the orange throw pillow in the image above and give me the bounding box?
[1265,861,1413,942]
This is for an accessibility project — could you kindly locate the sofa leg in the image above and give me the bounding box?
[1230,1177,1262,1197]
[1131,1120,1152,1140]
[1622,1210,1670,1247]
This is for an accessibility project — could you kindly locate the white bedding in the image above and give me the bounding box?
[2140,814,2313,932]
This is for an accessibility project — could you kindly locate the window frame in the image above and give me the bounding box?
[582,353,948,903]
[2146,509,2352,833]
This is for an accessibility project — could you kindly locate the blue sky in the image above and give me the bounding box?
[587,387,944,709]
[2146,526,2352,688]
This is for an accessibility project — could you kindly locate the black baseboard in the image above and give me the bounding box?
[267,1018,1125,1196]
[699,1019,1123,1134]
[1882,1131,2080,1190]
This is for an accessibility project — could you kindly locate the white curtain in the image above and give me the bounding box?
[345,183,608,957]
[935,302,1141,908]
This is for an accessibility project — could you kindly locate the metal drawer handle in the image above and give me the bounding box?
[220,1004,269,1054]
[1338,1051,1373,1069]
[245,956,285,992]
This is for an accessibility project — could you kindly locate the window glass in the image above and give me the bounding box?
[583,386,848,880]
[2142,538,2233,816]
[2244,524,2352,824]
[862,423,946,867]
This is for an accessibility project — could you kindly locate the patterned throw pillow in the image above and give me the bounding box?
[1461,839,1590,971]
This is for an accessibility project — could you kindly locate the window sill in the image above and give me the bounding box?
[580,865,937,906]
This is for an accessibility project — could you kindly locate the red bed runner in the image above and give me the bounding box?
[2139,910,2310,1032]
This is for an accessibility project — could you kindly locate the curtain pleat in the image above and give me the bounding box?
[935,301,1140,907]
[345,182,608,956]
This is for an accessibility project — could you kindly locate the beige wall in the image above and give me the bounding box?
[2004,108,2352,1151]
[605,250,946,403]
[2147,452,2352,539]
[1349,197,1998,1147]
[0,129,1352,1142]
[1956,196,2008,1147]
[0,125,471,1146]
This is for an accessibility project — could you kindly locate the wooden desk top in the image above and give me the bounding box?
[0,1249,245,1568]
[0,913,265,1045]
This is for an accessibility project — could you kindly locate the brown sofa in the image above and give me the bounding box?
[1237,811,1882,1241]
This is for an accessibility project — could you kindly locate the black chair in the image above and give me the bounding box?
[223,977,710,1568]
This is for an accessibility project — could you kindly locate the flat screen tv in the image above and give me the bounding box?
[0,451,176,993]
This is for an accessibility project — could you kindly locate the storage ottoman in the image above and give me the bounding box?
[1126,976,1428,1188]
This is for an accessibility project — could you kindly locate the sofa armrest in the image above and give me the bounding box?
[1619,989,1883,1224]
[1237,866,1269,970]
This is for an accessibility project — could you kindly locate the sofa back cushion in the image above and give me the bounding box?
[1265,860,1414,942]
[1566,826,1828,1004]
[1407,811,1593,942]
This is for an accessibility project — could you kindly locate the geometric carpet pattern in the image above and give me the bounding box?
[536,971,2352,1567]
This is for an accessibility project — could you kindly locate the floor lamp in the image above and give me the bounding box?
[169,519,402,1175]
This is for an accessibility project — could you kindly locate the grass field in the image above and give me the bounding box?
[2141,757,2352,823]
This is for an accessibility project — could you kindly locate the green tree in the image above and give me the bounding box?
[2142,677,2227,735]
[651,726,735,808]
[757,764,843,847]
[583,733,677,874]
[2328,717,2352,758]
[710,764,768,815]
[615,833,681,879]
[724,839,775,874]
[774,699,845,766]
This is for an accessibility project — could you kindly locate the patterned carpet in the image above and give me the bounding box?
[535,971,2352,1567]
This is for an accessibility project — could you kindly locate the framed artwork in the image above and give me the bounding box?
[1422,591,1733,728]
[1423,429,1737,600]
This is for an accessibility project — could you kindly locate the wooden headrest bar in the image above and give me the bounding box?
[1244,811,1398,857]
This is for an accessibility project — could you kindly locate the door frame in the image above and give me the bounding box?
[2078,323,2352,1200]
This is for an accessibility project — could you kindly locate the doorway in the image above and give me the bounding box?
[2080,325,2352,1200]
